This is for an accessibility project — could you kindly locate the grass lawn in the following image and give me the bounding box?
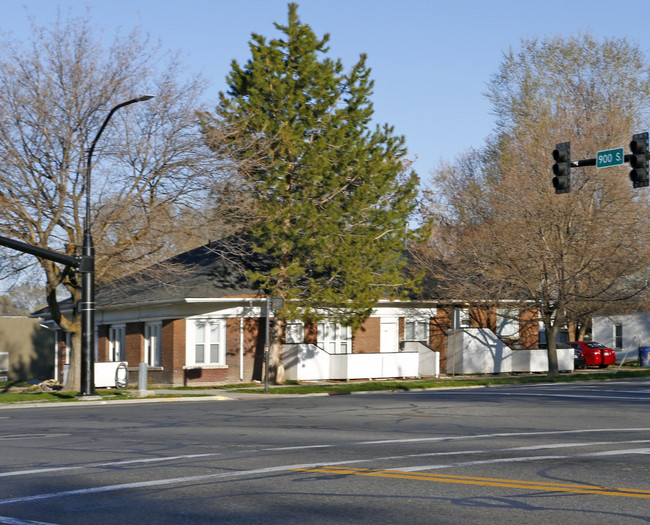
[2,367,649,403]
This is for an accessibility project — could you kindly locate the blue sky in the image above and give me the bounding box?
[2,0,649,179]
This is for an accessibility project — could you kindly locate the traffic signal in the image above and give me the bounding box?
[629,132,650,188]
[552,142,571,194]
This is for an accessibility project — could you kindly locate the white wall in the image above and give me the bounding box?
[593,312,650,363]
[282,344,420,381]
[403,341,440,377]
[447,328,574,374]
[447,328,512,374]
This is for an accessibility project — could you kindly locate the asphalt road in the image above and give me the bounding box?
[0,379,649,524]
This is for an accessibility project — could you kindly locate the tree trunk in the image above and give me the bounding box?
[268,317,285,385]
[546,342,559,377]
[61,330,81,392]
[544,320,560,377]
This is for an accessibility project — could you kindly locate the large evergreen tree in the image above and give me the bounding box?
[201,3,420,382]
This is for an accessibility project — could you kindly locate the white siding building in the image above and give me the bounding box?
[592,312,650,363]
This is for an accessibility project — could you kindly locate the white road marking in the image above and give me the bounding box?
[585,448,650,457]
[0,434,70,440]
[505,439,650,451]
[4,444,649,507]
[0,516,60,525]
[2,428,649,505]
[397,447,650,471]
[262,445,332,451]
[358,427,650,445]
[0,460,365,506]
[496,392,649,401]
[0,453,220,478]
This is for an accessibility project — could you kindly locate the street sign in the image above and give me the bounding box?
[596,147,624,168]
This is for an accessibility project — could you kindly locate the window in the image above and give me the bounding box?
[454,308,471,329]
[405,317,429,341]
[191,319,225,365]
[285,320,304,344]
[145,322,162,367]
[65,332,71,365]
[317,321,351,354]
[109,325,126,361]
[614,323,623,349]
[496,308,519,339]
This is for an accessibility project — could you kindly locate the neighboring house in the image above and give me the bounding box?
[0,317,54,381]
[592,312,650,363]
[43,240,542,387]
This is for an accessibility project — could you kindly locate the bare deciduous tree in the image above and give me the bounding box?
[0,13,222,390]
[420,34,650,375]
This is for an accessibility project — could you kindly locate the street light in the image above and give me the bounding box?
[79,94,154,397]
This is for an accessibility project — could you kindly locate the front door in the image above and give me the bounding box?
[380,318,399,353]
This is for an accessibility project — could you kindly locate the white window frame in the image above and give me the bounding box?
[109,325,126,362]
[404,317,429,342]
[285,320,304,344]
[145,322,162,367]
[189,319,226,366]
[454,308,471,329]
[496,308,519,339]
[65,332,71,365]
[317,321,351,354]
[613,323,623,349]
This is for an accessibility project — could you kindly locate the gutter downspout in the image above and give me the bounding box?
[239,317,244,381]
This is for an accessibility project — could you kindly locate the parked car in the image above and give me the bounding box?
[569,341,616,369]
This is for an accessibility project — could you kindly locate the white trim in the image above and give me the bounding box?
[380,317,399,353]
[182,365,228,370]
[187,318,227,366]
[317,321,351,354]
[404,316,429,342]
[239,318,244,381]
[144,322,162,367]
[108,325,126,362]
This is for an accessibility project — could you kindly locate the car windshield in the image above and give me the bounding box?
[584,342,606,349]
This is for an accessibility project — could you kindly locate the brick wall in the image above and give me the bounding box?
[304,320,318,345]
[353,317,380,354]
[97,325,108,362]
[431,308,452,370]
[243,317,265,382]
[184,366,229,384]
[519,307,539,349]
[162,318,186,386]
[225,318,241,384]
[125,322,143,364]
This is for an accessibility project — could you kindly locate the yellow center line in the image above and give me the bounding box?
[294,466,650,499]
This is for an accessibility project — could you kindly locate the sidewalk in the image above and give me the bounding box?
[2,368,648,409]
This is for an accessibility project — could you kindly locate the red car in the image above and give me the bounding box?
[569,341,616,369]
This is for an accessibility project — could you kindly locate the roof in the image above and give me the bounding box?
[36,239,537,318]
[96,239,268,308]
[30,239,268,317]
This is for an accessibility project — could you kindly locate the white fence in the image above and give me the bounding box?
[447,328,574,374]
[94,361,129,388]
[0,352,7,382]
[281,344,432,381]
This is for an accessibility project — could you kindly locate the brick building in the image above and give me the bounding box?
[47,241,539,387]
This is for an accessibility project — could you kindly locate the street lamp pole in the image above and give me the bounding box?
[79,95,154,397]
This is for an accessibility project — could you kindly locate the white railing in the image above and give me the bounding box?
[281,344,423,381]
[447,328,574,374]
[0,351,8,382]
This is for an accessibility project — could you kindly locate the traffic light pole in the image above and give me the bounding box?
[569,155,633,168]
[553,133,650,192]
